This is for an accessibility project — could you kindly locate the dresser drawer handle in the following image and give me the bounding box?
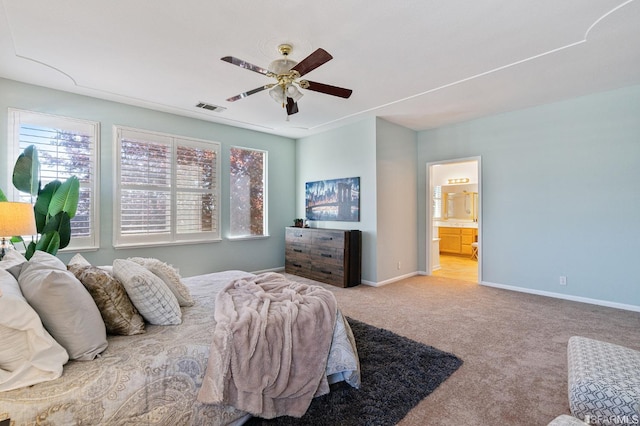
[320,270,332,275]
[294,233,303,238]
[292,263,302,268]
[320,253,332,258]
[319,237,333,241]
[293,249,303,253]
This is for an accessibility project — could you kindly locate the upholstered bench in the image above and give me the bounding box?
[567,336,640,425]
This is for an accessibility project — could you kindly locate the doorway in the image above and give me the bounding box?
[427,157,481,283]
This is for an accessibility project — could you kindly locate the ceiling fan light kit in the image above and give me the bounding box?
[222,43,352,118]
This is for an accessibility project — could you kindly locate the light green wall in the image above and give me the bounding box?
[6,77,638,306]
[296,119,378,282]
[296,117,418,285]
[0,78,296,277]
[418,85,640,308]
[375,118,418,283]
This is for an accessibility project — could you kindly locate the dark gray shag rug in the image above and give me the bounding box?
[245,317,463,426]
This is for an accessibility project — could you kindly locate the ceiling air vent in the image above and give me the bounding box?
[195,102,226,112]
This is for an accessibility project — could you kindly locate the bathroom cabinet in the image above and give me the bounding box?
[439,227,477,255]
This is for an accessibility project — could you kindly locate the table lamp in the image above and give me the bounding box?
[0,202,37,260]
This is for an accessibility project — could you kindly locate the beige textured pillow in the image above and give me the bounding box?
[18,251,108,360]
[68,264,145,336]
[113,259,182,326]
[128,257,194,307]
[68,253,92,268]
[0,269,68,391]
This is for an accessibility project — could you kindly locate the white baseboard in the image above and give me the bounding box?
[362,271,419,287]
[480,280,640,313]
[252,266,285,274]
[277,268,639,312]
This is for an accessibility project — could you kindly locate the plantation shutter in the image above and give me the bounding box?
[115,127,220,247]
[9,109,99,249]
[175,141,218,234]
[119,134,172,237]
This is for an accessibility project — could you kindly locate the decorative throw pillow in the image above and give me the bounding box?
[0,269,69,391]
[68,264,145,336]
[0,249,28,280]
[18,251,108,360]
[112,259,182,325]
[128,257,194,307]
[68,252,92,268]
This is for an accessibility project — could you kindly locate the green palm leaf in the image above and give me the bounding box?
[0,188,7,202]
[12,145,40,196]
[35,231,60,256]
[48,176,79,219]
[42,211,72,249]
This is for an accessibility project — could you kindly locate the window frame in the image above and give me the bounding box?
[7,108,100,251]
[113,125,221,248]
[228,146,268,240]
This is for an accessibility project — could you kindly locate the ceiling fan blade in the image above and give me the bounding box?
[304,81,353,99]
[291,48,333,77]
[226,85,273,102]
[286,97,299,115]
[221,56,271,76]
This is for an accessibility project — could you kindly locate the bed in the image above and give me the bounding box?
[0,254,360,426]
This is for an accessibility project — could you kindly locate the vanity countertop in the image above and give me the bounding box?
[435,221,478,229]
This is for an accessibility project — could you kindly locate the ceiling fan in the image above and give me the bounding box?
[221,44,353,117]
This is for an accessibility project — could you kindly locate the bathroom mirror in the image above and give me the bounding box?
[445,192,477,221]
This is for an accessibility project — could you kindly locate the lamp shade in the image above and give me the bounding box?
[0,202,37,237]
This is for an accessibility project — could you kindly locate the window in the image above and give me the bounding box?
[8,109,99,250]
[114,126,220,247]
[229,147,267,238]
[432,185,443,220]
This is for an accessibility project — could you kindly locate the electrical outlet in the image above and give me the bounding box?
[397,261,401,270]
[559,276,567,285]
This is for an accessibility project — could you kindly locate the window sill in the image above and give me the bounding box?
[114,239,222,250]
[226,235,270,242]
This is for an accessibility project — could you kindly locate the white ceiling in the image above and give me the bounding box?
[1,0,639,139]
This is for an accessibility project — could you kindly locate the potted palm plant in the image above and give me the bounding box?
[8,145,79,259]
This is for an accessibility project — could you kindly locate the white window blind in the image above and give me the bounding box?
[433,185,443,220]
[229,147,267,238]
[114,127,220,247]
[8,109,99,250]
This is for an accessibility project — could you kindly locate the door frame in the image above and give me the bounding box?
[427,156,482,282]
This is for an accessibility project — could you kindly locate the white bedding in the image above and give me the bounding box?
[0,270,359,426]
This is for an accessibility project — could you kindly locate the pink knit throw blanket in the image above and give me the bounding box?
[197,273,338,419]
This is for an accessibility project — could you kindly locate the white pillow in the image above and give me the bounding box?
[0,249,28,279]
[128,257,194,307]
[18,251,108,360]
[113,259,182,325]
[0,269,68,391]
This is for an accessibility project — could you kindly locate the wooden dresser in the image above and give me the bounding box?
[285,227,361,287]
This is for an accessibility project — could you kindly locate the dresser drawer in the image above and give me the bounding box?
[309,246,344,266]
[311,230,345,248]
[285,258,312,275]
[286,242,311,259]
[285,227,312,244]
[310,264,345,287]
